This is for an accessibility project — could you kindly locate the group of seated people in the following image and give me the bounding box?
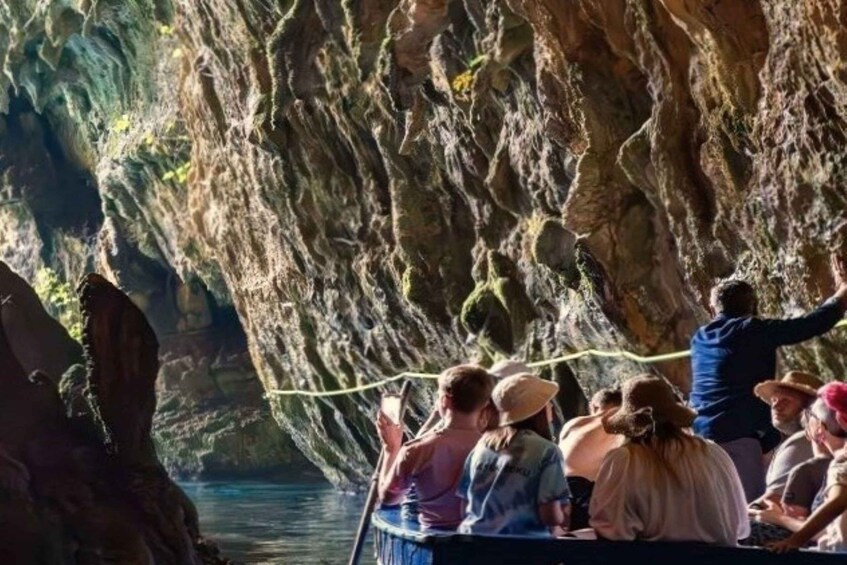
[375,255,847,552]
[375,363,847,553]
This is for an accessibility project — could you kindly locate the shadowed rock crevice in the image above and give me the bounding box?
[0,265,229,564]
[0,92,102,283]
[1,94,102,235]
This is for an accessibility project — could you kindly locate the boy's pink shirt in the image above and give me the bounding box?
[383,426,481,530]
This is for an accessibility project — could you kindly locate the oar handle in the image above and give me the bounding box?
[416,408,442,439]
[348,380,413,565]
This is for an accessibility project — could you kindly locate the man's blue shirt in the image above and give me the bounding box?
[690,298,843,445]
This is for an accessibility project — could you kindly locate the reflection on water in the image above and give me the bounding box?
[180,481,376,565]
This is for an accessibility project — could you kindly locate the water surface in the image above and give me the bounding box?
[181,481,375,565]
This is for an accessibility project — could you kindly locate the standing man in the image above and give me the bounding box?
[690,254,847,501]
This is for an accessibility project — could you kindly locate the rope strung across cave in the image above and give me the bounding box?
[265,319,847,398]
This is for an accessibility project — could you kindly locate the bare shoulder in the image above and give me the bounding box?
[559,414,599,441]
[403,427,455,456]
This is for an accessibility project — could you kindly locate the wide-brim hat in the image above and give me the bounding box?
[492,373,558,427]
[603,375,696,438]
[754,371,824,403]
[489,359,531,380]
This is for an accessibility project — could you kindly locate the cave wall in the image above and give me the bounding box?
[2,0,847,486]
[0,1,308,479]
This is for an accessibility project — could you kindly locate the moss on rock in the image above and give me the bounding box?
[460,282,513,352]
[460,252,536,354]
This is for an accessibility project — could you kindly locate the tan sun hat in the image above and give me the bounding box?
[492,373,558,427]
[603,375,696,438]
[754,371,824,403]
[489,359,532,380]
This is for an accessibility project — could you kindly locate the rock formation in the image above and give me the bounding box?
[2,1,847,486]
[0,269,228,563]
[154,327,316,479]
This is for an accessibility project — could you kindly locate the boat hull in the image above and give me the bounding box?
[372,508,847,565]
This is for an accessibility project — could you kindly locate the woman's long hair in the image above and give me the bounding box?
[481,407,552,451]
[623,422,707,486]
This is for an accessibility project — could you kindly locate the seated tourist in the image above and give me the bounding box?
[746,398,832,546]
[769,383,847,552]
[752,371,824,506]
[782,452,833,520]
[376,364,494,531]
[457,374,570,536]
[558,386,623,530]
[590,375,749,545]
[749,452,831,544]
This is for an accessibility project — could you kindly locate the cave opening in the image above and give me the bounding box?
[209,301,250,347]
[0,91,103,259]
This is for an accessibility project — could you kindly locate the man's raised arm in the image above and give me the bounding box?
[759,254,847,346]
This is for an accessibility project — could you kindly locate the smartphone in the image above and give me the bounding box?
[380,394,402,426]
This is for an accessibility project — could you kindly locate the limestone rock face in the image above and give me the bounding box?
[2,1,847,486]
[154,329,316,479]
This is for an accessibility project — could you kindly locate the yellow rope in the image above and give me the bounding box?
[268,372,438,398]
[266,319,847,398]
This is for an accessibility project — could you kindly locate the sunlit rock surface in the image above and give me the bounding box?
[2,0,847,486]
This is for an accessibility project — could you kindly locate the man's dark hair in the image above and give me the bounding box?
[710,279,757,317]
[438,365,495,413]
[591,386,622,411]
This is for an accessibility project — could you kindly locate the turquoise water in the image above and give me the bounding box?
[180,481,376,565]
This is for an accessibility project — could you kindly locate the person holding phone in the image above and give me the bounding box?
[376,365,494,531]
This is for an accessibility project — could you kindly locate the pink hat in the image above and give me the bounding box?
[819,382,847,431]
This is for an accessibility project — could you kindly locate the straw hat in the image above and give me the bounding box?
[754,371,824,403]
[492,373,558,427]
[603,375,696,438]
[489,359,531,380]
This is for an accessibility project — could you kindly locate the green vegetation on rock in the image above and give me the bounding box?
[33,268,83,342]
[460,253,536,354]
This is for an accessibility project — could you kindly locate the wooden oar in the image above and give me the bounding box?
[414,406,443,439]
[348,379,413,565]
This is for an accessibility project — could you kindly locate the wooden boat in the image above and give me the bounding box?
[372,507,847,565]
